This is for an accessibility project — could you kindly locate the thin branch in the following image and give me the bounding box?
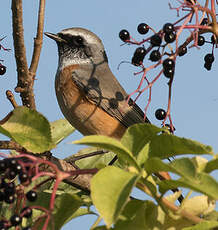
[6,90,18,108]
[29,0,46,74]
[0,140,24,151]
[11,0,36,109]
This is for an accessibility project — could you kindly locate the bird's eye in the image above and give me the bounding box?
[75,36,84,45]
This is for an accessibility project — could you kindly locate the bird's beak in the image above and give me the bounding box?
[44,32,66,43]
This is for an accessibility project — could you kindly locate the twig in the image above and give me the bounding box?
[6,90,18,108]
[29,0,46,74]
[11,0,36,109]
[0,140,24,151]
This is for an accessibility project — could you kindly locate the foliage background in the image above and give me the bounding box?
[0,0,217,229]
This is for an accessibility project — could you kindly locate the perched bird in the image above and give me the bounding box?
[45,28,177,188]
[44,28,149,139]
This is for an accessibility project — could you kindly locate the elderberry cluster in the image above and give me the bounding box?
[119,22,178,75]
[0,157,38,230]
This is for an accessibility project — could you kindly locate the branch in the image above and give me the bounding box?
[29,0,46,74]
[0,140,25,152]
[11,0,36,109]
[0,140,92,192]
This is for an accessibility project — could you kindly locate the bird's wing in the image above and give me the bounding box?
[71,62,150,128]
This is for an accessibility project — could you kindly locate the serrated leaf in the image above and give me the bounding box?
[74,136,139,170]
[144,157,197,180]
[50,119,75,145]
[120,123,213,160]
[0,107,54,153]
[121,123,161,158]
[150,133,213,159]
[91,166,139,228]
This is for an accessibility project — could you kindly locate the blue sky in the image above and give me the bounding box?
[0,1,217,229]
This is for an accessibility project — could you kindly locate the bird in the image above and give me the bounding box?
[44,27,177,188]
[44,28,150,139]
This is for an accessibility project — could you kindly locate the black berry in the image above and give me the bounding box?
[132,47,146,66]
[10,215,22,226]
[149,50,161,62]
[137,23,149,34]
[19,172,29,184]
[200,18,208,25]
[163,23,174,34]
[21,207,32,218]
[197,35,205,46]
[204,62,212,71]
[0,179,6,189]
[163,68,174,78]
[0,65,6,75]
[204,53,215,64]
[155,109,166,120]
[178,46,187,56]
[163,58,175,70]
[164,32,176,43]
[186,0,196,4]
[4,182,15,195]
[211,35,217,44]
[7,170,17,180]
[0,160,6,173]
[4,195,15,204]
[150,34,162,46]
[26,190,37,202]
[164,124,175,133]
[119,30,130,42]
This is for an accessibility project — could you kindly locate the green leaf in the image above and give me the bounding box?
[115,199,193,230]
[121,123,161,157]
[149,133,213,159]
[91,166,138,228]
[183,221,218,230]
[145,157,197,180]
[0,106,54,153]
[115,200,159,230]
[159,173,218,200]
[120,123,213,160]
[74,135,139,170]
[53,193,83,230]
[205,159,218,173]
[137,143,150,166]
[50,119,75,145]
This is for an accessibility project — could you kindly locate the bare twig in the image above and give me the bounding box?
[11,0,36,109]
[29,0,46,74]
[6,90,18,108]
[0,140,24,151]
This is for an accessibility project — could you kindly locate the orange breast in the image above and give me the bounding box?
[55,65,126,139]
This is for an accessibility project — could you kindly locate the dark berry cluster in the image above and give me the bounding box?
[162,58,175,79]
[119,22,177,68]
[163,23,176,44]
[0,157,38,229]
